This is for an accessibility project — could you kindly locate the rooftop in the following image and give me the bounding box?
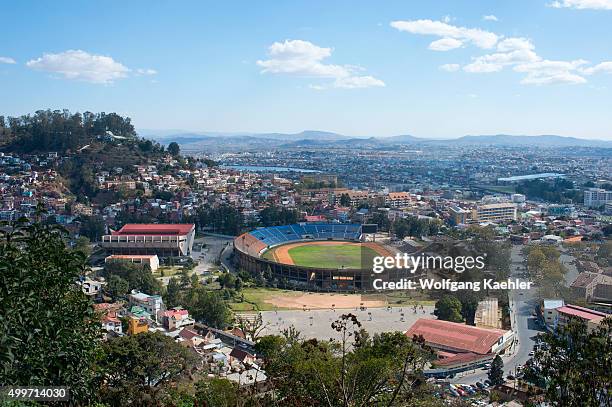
[112,223,194,236]
[543,299,565,310]
[556,304,607,321]
[406,319,507,355]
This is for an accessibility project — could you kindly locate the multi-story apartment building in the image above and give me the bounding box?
[384,192,412,208]
[449,206,471,225]
[584,188,612,208]
[472,203,517,223]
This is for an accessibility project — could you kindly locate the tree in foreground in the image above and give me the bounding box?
[0,218,101,404]
[488,355,504,386]
[525,317,611,407]
[97,331,197,406]
[259,313,436,406]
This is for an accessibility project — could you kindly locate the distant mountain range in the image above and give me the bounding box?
[139,129,612,151]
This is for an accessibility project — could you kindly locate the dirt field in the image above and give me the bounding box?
[263,241,391,267]
[264,292,387,309]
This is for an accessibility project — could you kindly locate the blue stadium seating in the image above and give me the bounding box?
[248,223,362,247]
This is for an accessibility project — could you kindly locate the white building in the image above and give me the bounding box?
[584,188,612,208]
[129,291,165,323]
[473,202,517,223]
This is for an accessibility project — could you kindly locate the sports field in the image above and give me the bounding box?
[262,241,389,269]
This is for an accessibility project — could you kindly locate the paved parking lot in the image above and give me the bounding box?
[258,305,435,341]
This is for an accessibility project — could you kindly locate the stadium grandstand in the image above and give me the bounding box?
[234,223,410,292]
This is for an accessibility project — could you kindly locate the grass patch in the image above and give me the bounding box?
[286,244,379,269]
[152,266,182,278]
[228,287,303,311]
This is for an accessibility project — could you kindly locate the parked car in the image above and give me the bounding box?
[475,382,485,389]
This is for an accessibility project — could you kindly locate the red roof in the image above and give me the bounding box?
[556,305,606,321]
[163,309,189,318]
[179,328,199,340]
[406,319,507,354]
[112,224,194,236]
[434,352,493,367]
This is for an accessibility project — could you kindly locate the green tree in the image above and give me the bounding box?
[488,355,504,386]
[0,219,101,404]
[190,289,232,329]
[339,193,351,207]
[102,261,162,294]
[74,235,92,258]
[98,331,196,405]
[194,378,239,407]
[164,277,182,308]
[106,274,129,299]
[79,215,106,241]
[167,141,180,156]
[434,295,463,322]
[264,314,435,406]
[526,318,611,406]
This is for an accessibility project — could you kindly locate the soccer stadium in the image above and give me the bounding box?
[234,223,405,292]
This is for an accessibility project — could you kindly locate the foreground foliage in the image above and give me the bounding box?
[0,219,101,404]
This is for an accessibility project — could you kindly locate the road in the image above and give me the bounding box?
[453,244,542,384]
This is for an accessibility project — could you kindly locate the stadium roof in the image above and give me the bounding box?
[406,319,507,355]
[112,224,194,236]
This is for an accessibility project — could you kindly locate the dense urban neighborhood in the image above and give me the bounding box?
[1,109,611,406]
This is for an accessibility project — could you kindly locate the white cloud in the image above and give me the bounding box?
[136,68,157,75]
[514,59,588,85]
[334,75,385,89]
[483,15,499,21]
[26,50,130,84]
[429,38,463,51]
[548,0,612,9]
[439,63,460,72]
[392,17,610,86]
[390,19,499,49]
[0,56,16,64]
[257,39,384,89]
[580,61,612,74]
[463,38,539,73]
[496,37,535,52]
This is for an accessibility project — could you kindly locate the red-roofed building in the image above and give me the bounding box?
[406,319,514,376]
[554,304,607,332]
[101,223,195,257]
[161,307,195,331]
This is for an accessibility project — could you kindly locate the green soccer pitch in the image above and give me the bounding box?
[286,244,379,269]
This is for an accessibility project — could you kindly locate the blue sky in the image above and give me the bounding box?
[1,0,612,139]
